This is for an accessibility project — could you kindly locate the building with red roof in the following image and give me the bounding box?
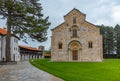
[0,28,20,61]
[0,28,44,61]
[19,45,44,60]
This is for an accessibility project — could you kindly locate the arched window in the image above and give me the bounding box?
[73,17,76,24]
[88,41,93,48]
[58,42,62,49]
[73,29,77,37]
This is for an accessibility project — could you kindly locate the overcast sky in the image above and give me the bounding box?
[0,0,120,50]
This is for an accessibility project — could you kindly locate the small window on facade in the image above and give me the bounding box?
[88,41,93,48]
[58,43,62,49]
[73,29,77,37]
[73,17,76,24]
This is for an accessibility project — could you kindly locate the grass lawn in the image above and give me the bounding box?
[30,59,120,81]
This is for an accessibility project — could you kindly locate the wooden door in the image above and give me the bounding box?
[72,50,78,60]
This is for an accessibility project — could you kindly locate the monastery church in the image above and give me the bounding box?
[51,8,103,62]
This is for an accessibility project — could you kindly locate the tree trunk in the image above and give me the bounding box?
[5,12,11,62]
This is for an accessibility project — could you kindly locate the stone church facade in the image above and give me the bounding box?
[51,8,103,62]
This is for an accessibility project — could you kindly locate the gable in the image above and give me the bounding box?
[51,8,100,34]
[64,8,86,22]
[78,21,100,34]
[51,22,65,32]
[84,21,100,31]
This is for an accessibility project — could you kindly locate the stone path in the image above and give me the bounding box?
[0,61,64,81]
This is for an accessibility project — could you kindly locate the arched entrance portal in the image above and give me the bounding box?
[69,41,82,61]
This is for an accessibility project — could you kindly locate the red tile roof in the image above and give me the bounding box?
[19,45,41,51]
[0,28,19,39]
[0,28,7,35]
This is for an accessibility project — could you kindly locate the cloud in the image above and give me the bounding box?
[23,0,120,49]
[1,0,120,50]
[95,19,112,26]
[111,5,120,24]
[99,0,114,4]
[85,0,118,26]
[0,18,6,28]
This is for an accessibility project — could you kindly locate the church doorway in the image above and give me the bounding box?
[72,50,78,60]
[69,41,82,61]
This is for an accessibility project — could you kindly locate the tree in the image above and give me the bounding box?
[44,50,51,54]
[114,24,120,54]
[105,27,114,54]
[98,25,107,54]
[0,0,51,62]
[98,25,114,54]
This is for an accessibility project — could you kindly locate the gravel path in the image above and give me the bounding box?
[0,61,64,81]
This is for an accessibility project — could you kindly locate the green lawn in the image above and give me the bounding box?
[30,59,120,81]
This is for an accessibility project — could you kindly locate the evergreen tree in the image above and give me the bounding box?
[106,27,114,54]
[98,25,114,54]
[114,24,120,54]
[0,0,51,61]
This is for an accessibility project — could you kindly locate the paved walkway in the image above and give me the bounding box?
[0,61,64,81]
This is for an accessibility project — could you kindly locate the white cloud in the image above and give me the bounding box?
[111,5,120,24]
[99,0,113,3]
[95,19,112,26]
[1,0,120,50]
[20,0,120,49]
[0,18,6,28]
